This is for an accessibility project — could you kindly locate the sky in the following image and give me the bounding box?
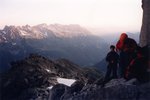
[0,0,142,34]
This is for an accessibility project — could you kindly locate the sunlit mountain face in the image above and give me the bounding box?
[0,24,91,42]
[0,24,109,72]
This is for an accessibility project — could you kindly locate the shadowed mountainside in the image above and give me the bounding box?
[0,54,103,100]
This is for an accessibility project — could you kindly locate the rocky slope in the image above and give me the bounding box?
[0,54,103,100]
[1,54,149,100]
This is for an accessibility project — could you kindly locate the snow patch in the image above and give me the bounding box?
[2,31,6,34]
[12,43,16,45]
[20,30,28,36]
[44,32,48,37]
[47,86,53,90]
[2,36,6,40]
[57,77,76,87]
[45,69,51,73]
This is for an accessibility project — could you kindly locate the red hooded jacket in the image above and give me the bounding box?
[116,33,137,53]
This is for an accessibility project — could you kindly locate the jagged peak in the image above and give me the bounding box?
[3,25,16,30]
[0,23,93,43]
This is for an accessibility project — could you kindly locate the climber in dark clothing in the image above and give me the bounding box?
[104,45,119,82]
[116,33,137,78]
[126,46,149,83]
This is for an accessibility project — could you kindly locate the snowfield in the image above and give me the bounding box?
[47,86,53,90]
[45,69,51,73]
[57,77,76,87]
[47,77,76,90]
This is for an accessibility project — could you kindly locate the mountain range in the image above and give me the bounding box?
[0,24,109,72]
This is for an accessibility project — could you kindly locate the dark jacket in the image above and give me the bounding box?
[123,38,137,53]
[106,51,119,64]
[126,57,149,83]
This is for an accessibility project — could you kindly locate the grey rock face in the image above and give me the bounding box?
[60,81,85,100]
[48,84,69,100]
[50,79,150,100]
[1,54,103,100]
[140,0,150,47]
[18,88,50,100]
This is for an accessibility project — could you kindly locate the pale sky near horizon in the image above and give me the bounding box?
[0,0,142,34]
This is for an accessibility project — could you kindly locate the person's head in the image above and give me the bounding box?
[119,33,128,42]
[110,45,115,51]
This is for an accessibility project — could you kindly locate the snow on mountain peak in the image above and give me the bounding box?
[47,24,91,38]
[0,24,92,43]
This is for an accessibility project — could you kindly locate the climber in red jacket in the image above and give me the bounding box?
[116,33,137,78]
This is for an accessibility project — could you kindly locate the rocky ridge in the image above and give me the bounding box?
[1,54,149,100]
[0,54,103,100]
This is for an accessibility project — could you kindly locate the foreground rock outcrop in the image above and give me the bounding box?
[49,79,150,100]
[0,54,103,100]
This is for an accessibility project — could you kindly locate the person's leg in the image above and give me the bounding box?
[123,52,133,78]
[102,65,112,87]
[104,65,111,81]
[112,64,118,79]
[119,51,125,78]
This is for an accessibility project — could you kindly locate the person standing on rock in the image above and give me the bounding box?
[116,33,137,78]
[104,45,119,82]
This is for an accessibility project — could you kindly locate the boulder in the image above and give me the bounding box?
[48,84,69,100]
[61,81,84,100]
